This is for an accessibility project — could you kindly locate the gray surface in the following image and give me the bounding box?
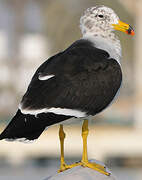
[0,164,142,180]
[44,160,116,180]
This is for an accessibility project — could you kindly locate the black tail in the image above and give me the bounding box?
[0,109,71,142]
[0,110,46,141]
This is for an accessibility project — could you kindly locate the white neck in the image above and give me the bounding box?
[82,33,122,64]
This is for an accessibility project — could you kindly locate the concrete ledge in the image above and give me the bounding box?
[44,160,116,180]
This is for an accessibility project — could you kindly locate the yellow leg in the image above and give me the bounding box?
[58,121,110,176]
[82,119,89,163]
[58,124,67,172]
[58,124,82,173]
[81,120,110,176]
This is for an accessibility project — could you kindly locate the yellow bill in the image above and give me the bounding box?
[112,20,134,35]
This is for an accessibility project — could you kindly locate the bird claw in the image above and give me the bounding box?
[58,161,110,176]
[81,161,110,176]
[58,162,81,172]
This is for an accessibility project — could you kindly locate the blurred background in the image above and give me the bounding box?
[0,0,141,179]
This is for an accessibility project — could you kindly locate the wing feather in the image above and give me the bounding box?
[20,40,122,116]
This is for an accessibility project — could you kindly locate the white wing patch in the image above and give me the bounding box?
[5,138,36,143]
[38,74,55,81]
[19,106,86,118]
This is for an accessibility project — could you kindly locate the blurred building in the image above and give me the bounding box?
[0,0,50,116]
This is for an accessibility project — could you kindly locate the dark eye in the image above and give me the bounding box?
[98,15,104,18]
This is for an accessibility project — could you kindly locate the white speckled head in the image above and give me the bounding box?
[80,6,122,63]
[80,5,119,36]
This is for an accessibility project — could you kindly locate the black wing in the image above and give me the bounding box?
[0,39,122,141]
[21,39,122,115]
